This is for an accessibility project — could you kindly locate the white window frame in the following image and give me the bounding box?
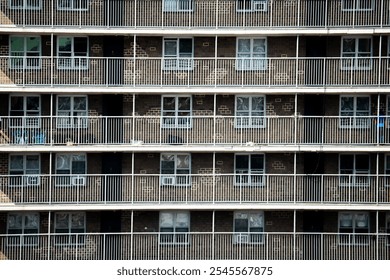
[163,0,193,12]
[9,154,40,187]
[160,153,191,187]
[54,212,86,245]
[55,154,87,187]
[161,96,192,129]
[56,95,88,128]
[341,36,372,70]
[338,212,370,245]
[236,38,267,71]
[9,95,41,130]
[339,154,370,187]
[233,211,264,244]
[57,36,89,70]
[236,0,268,12]
[9,0,41,9]
[163,38,193,70]
[9,36,41,70]
[235,95,266,128]
[7,212,39,246]
[159,211,190,245]
[57,0,88,11]
[341,0,374,11]
[234,154,265,187]
[339,95,370,128]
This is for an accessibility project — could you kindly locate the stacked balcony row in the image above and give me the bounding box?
[1,0,389,29]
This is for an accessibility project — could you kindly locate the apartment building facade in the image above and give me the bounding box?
[0,0,389,260]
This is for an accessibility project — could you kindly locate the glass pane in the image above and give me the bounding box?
[26,37,40,52]
[179,39,192,55]
[238,39,250,53]
[176,155,189,169]
[10,37,24,52]
[342,38,355,53]
[74,37,88,55]
[58,97,71,111]
[10,156,24,170]
[176,213,189,227]
[249,213,263,227]
[253,39,266,53]
[55,213,69,229]
[26,155,39,170]
[163,97,175,110]
[24,214,39,229]
[251,155,264,170]
[340,97,353,111]
[56,155,71,170]
[355,155,369,171]
[164,41,177,56]
[234,219,248,232]
[236,97,249,111]
[340,155,354,171]
[358,39,371,53]
[73,97,86,111]
[236,155,249,170]
[340,213,353,227]
[72,161,85,174]
[8,214,23,229]
[10,96,24,111]
[178,97,190,111]
[355,214,368,228]
[26,96,40,111]
[160,212,174,227]
[71,213,85,229]
[58,37,72,52]
[356,97,369,111]
[252,97,264,112]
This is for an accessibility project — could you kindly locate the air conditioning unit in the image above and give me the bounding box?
[253,0,266,11]
[72,176,86,186]
[161,176,175,186]
[235,234,249,244]
[26,175,40,186]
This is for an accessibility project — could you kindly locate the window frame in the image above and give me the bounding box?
[339,95,370,128]
[57,36,89,70]
[55,153,87,187]
[339,154,370,187]
[163,38,194,70]
[235,95,266,128]
[163,0,193,12]
[340,36,373,70]
[341,0,374,11]
[160,153,191,187]
[7,212,39,246]
[161,95,192,129]
[234,154,265,187]
[9,0,41,10]
[338,212,370,245]
[9,95,41,129]
[57,0,88,11]
[233,211,264,244]
[9,36,41,70]
[236,38,267,71]
[236,0,268,12]
[9,154,40,187]
[56,95,88,128]
[159,211,190,245]
[54,212,86,245]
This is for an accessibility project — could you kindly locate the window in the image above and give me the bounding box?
[9,96,40,129]
[234,212,264,244]
[160,154,190,186]
[7,213,39,246]
[237,0,267,11]
[163,0,193,11]
[57,36,88,69]
[339,154,369,187]
[341,37,372,70]
[163,38,193,70]
[159,212,189,244]
[54,212,85,245]
[9,0,41,9]
[339,212,369,245]
[9,36,41,69]
[161,96,191,128]
[341,0,373,11]
[9,155,40,187]
[56,154,86,187]
[236,38,267,70]
[57,96,88,128]
[235,96,265,128]
[339,96,370,127]
[235,154,264,187]
[57,0,88,10]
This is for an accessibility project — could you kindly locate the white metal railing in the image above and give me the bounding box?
[0,56,389,88]
[0,174,389,205]
[0,0,388,29]
[0,116,387,146]
[0,232,388,260]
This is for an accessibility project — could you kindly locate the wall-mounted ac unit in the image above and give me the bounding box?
[235,234,249,244]
[26,175,40,186]
[253,0,266,11]
[161,176,175,186]
[72,176,86,186]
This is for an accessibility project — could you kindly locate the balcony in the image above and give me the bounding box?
[0,174,389,205]
[0,116,387,147]
[0,232,388,260]
[0,0,388,31]
[0,57,389,91]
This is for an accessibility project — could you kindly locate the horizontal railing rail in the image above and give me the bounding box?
[0,174,389,205]
[0,232,388,260]
[0,0,388,29]
[0,116,388,146]
[0,56,389,88]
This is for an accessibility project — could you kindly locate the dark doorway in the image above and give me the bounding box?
[103,36,124,86]
[304,95,324,144]
[303,153,324,202]
[104,0,124,26]
[302,211,324,260]
[305,37,327,86]
[102,153,123,202]
[100,211,122,260]
[103,95,123,143]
